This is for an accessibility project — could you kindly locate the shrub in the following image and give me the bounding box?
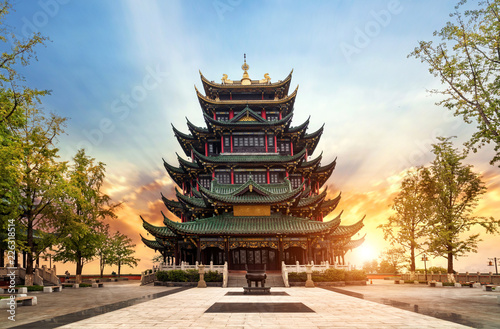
[155,271,169,282]
[345,269,367,281]
[323,268,345,282]
[205,271,223,282]
[185,269,199,282]
[80,283,92,287]
[288,272,307,282]
[443,282,455,286]
[26,285,43,291]
[167,270,188,282]
[312,270,328,282]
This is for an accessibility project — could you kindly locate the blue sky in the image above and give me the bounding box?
[7,0,500,274]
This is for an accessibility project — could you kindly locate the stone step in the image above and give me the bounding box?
[227,273,285,287]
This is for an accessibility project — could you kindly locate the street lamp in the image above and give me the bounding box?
[421,254,429,281]
[488,257,498,275]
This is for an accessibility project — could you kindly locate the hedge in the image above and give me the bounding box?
[288,269,366,282]
[155,269,223,282]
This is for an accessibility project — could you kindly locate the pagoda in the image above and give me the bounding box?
[141,57,365,270]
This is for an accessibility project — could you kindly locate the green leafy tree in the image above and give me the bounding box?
[0,0,50,274]
[378,167,434,272]
[362,259,379,274]
[96,224,113,278]
[108,231,140,277]
[409,0,500,166]
[425,137,498,274]
[379,247,406,274]
[16,107,66,284]
[53,149,118,277]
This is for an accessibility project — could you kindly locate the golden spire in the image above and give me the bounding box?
[241,53,251,85]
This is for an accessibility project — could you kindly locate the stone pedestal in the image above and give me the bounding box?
[197,265,207,288]
[305,264,314,288]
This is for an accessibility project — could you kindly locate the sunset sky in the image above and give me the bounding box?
[8,0,500,275]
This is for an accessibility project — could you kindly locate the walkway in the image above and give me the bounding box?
[1,280,482,329]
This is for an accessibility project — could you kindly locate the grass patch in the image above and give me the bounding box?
[16,285,44,291]
[443,282,455,286]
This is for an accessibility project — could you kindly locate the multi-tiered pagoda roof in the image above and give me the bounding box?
[141,58,364,269]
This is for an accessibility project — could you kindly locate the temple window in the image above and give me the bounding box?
[215,172,231,184]
[199,176,211,189]
[290,175,302,189]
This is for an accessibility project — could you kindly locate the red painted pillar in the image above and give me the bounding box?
[205,142,208,156]
[265,133,268,153]
[229,109,234,119]
[274,136,277,153]
[212,171,215,179]
[286,171,289,178]
[230,92,232,100]
[266,169,270,184]
[261,109,266,119]
[305,149,308,159]
[231,169,234,184]
[290,142,294,156]
[221,137,224,153]
[279,112,282,120]
[213,112,216,120]
[197,181,199,191]
[230,134,233,153]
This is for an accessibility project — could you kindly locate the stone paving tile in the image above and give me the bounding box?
[53,287,472,329]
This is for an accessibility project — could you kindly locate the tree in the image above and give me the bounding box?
[96,224,113,278]
[108,231,140,277]
[16,107,66,285]
[379,247,406,274]
[425,137,498,274]
[0,0,50,280]
[53,149,118,278]
[378,167,434,272]
[0,1,48,124]
[409,0,500,166]
[362,259,379,274]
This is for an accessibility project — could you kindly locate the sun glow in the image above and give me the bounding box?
[355,244,379,264]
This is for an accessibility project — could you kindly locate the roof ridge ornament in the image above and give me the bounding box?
[241,53,251,85]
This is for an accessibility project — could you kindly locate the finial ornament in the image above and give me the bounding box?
[241,53,249,72]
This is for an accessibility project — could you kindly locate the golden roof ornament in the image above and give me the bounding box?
[241,53,251,85]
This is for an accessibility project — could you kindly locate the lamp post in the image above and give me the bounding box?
[488,257,498,275]
[421,254,428,281]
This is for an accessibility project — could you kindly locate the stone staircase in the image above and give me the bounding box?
[227,272,285,287]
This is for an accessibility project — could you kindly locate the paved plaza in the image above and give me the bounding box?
[2,280,499,329]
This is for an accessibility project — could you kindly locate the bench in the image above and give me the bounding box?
[43,286,62,293]
[0,296,37,309]
[0,287,28,294]
[92,283,104,288]
[485,285,496,292]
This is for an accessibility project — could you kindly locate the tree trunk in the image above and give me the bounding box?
[26,217,34,275]
[447,245,454,274]
[0,248,4,267]
[410,245,416,272]
[100,257,104,278]
[118,260,121,278]
[76,259,83,275]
